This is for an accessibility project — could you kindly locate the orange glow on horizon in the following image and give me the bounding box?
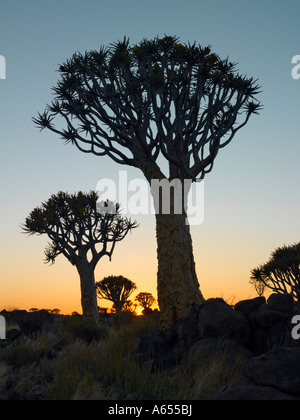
[0,222,269,315]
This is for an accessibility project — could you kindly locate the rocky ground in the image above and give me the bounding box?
[1,294,300,400]
[134,294,300,400]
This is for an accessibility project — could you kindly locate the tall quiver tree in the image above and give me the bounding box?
[22,191,138,324]
[33,36,262,329]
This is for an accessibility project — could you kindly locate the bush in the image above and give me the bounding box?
[62,318,108,343]
[2,340,45,368]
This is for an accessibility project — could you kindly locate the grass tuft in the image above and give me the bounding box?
[0,314,249,400]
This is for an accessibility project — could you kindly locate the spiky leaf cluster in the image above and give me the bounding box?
[250,242,300,302]
[33,35,262,180]
[96,275,137,312]
[22,191,138,266]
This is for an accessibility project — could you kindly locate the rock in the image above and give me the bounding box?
[248,328,269,355]
[133,329,179,370]
[267,293,294,313]
[234,297,266,316]
[176,308,200,354]
[160,327,177,346]
[267,321,298,348]
[248,320,297,355]
[256,304,292,329]
[248,346,300,397]
[210,376,300,400]
[131,294,300,400]
[17,310,54,335]
[234,297,266,328]
[188,337,253,370]
[198,299,250,344]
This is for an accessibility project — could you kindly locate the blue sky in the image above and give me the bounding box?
[0,0,299,312]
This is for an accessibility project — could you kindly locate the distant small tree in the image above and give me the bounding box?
[121,300,137,315]
[135,292,156,311]
[22,191,138,324]
[51,308,61,315]
[96,275,137,315]
[249,274,266,297]
[29,308,39,312]
[250,242,300,302]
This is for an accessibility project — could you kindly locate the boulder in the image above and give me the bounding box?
[267,293,294,313]
[234,297,266,328]
[248,346,300,397]
[198,299,250,344]
[188,337,253,370]
[133,329,180,370]
[256,304,292,329]
[248,320,297,355]
[234,297,266,316]
[175,308,200,354]
[266,320,298,349]
[248,328,270,355]
[210,376,300,400]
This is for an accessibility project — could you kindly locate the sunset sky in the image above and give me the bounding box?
[0,0,299,314]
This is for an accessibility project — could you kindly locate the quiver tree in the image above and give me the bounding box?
[22,191,138,324]
[96,275,137,315]
[135,292,156,312]
[33,35,262,329]
[250,242,300,303]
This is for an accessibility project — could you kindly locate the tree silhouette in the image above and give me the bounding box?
[50,308,61,315]
[121,300,137,315]
[22,191,138,324]
[135,292,156,311]
[250,242,300,303]
[249,275,266,297]
[33,35,261,328]
[96,275,137,315]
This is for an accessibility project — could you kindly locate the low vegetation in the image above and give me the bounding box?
[0,313,248,400]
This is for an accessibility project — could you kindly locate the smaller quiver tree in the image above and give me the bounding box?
[135,292,156,313]
[250,242,300,304]
[96,275,137,316]
[22,191,138,324]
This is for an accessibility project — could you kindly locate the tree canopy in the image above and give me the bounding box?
[250,242,300,302]
[33,35,262,180]
[96,275,137,314]
[135,292,156,310]
[22,191,138,267]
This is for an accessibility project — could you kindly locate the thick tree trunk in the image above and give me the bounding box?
[144,162,205,329]
[155,210,205,329]
[76,262,100,325]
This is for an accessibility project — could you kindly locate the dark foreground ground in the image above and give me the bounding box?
[1,295,300,401]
